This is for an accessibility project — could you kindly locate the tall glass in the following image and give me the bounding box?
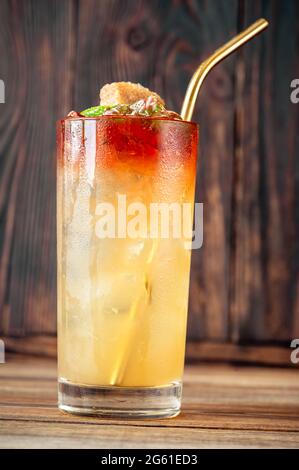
[57,115,198,418]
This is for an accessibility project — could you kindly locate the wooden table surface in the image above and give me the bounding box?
[0,354,298,449]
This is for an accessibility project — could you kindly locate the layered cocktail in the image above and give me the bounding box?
[57,83,198,417]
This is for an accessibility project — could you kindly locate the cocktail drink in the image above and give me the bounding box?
[57,83,198,418]
[56,20,269,419]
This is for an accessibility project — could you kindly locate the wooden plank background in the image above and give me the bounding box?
[0,0,298,355]
[1,354,299,448]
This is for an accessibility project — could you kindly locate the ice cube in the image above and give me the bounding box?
[97,272,148,316]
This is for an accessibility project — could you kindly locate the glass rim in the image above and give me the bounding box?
[58,114,199,128]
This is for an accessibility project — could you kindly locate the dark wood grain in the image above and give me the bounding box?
[2,336,295,366]
[187,0,238,341]
[0,0,298,352]
[0,354,298,448]
[230,0,299,341]
[0,0,76,335]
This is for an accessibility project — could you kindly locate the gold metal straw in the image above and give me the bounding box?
[181,18,269,121]
[109,241,157,386]
[110,18,268,386]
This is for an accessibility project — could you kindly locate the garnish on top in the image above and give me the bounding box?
[100,82,165,107]
[67,82,181,120]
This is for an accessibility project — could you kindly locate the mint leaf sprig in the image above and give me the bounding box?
[81,105,112,117]
[80,98,181,120]
[80,98,166,118]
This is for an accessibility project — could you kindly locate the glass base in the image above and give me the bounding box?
[58,379,182,419]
